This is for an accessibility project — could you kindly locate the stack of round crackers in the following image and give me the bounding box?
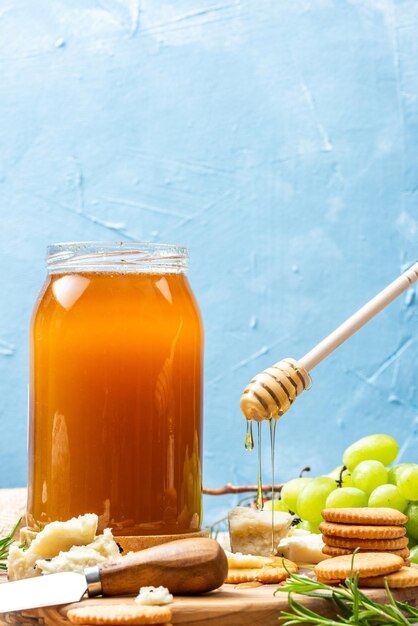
[314,507,418,588]
[319,507,410,564]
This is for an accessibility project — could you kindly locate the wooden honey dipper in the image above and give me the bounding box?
[240,262,418,422]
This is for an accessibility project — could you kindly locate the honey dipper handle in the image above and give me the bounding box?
[299,262,418,372]
[98,537,228,596]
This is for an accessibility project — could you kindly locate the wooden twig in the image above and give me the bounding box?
[203,483,283,496]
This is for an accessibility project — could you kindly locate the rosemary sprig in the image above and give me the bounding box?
[0,518,23,570]
[275,566,418,625]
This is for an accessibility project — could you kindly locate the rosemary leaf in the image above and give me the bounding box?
[276,568,418,626]
[0,518,22,571]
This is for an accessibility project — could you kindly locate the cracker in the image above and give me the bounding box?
[322,534,408,550]
[361,566,418,588]
[225,551,274,569]
[319,522,406,540]
[314,552,403,581]
[322,545,410,560]
[226,560,298,584]
[256,566,297,583]
[67,605,172,625]
[225,568,262,584]
[321,508,407,526]
[316,577,341,585]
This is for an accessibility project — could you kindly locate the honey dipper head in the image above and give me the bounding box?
[240,358,311,422]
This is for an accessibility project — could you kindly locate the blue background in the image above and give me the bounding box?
[1,0,418,526]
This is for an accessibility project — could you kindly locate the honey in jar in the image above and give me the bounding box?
[27,242,203,537]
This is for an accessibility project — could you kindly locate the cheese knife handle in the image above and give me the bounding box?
[89,537,228,596]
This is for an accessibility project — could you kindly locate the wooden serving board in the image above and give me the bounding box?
[1,577,418,626]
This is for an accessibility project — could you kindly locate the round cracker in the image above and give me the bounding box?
[361,566,418,588]
[322,534,408,550]
[321,507,407,526]
[226,552,273,569]
[314,552,403,581]
[67,605,172,625]
[319,521,406,540]
[226,561,298,585]
[322,545,410,560]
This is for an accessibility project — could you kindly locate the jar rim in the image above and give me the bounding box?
[47,241,189,274]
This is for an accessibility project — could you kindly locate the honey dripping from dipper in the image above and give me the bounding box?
[244,415,280,555]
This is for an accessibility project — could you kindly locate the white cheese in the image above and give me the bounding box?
[228,507,292,557]
[8,513,106,580]
[277,532,329,564]
[29,513,98,557]
[7,545,40,581]
[135,586,173,605]
[36,528,120,575]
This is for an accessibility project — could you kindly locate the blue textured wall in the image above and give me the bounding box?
[1,0,418,525]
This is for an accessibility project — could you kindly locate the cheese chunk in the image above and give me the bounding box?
[8,513,100,580]
[29,514,98,557]
[277,532,329,564]
[135,586,173,606]
[228,507,292,557]
[36,529,120,575]
[7,546,40,581]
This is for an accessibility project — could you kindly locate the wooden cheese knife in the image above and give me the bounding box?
[0,537,228,613]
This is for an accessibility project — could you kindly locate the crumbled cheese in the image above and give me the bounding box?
[36,528,120,575]
[7,514,118,581]
[277,532,329,564]
[135,586,173,606]
[228,507,292,556]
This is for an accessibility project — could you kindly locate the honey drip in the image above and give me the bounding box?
[244,417,278,553]
[245,420,254,451]
[256,422,264,510]
[269,417,278,554]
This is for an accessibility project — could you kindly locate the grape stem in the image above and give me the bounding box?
[336,465,347,488]
[299,466,311,478]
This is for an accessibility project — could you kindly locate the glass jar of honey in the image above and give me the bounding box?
[27,242,203,538]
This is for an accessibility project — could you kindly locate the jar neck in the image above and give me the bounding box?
[47,242,188,274]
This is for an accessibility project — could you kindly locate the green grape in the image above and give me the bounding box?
[351,460,388,495]
[327,465,352,487]
[297,477,337,522]
[368,484,408,513]
[405,502,418,540]
[281,477,312,514]
[342,434,398,472]
[307,520,321,533]
[397,465,418,501]
[388,463,414,485]
[325,487,368,509]
[264,498,289,512]
[407,534,417,549]
[409,544,418,565]
[295,519,321,533]
[296,520,311,532]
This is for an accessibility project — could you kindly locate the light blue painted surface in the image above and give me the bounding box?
[1,0,418,526]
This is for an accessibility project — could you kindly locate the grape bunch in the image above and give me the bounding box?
[265,434,418,563]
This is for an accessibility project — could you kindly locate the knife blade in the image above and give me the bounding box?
[0,571,88,612]
[0,537,228,613]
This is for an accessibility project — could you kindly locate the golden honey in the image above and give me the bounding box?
[27,243,203,536]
